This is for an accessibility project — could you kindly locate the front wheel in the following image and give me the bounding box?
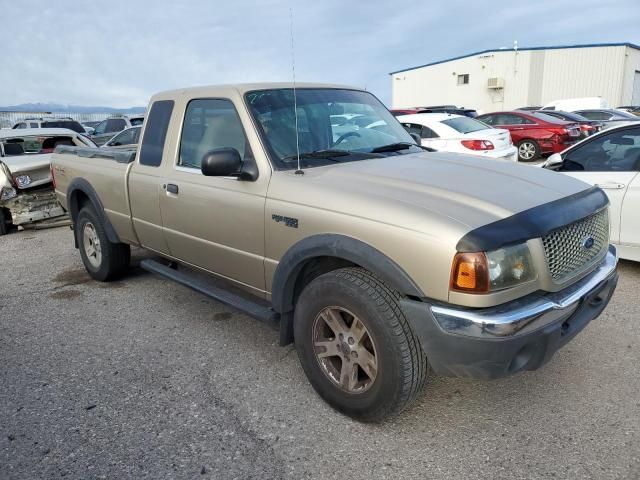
[517,139,540,162]
[76,206,130,281]
[294,268,428,422]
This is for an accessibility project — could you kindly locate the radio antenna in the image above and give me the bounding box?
[289,7,303,175]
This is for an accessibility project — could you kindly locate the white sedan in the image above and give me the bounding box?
[542,123,640,261]
[397,113,518,161]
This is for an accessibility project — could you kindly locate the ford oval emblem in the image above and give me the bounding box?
[582,236,595,250]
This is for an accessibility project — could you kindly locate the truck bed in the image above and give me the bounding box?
[52,146,138,243]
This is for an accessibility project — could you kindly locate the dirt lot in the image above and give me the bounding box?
[1,226,639,479]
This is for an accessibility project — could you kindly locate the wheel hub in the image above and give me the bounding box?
[312,306,378,394]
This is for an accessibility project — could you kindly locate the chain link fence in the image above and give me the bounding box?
[0,111,123,129]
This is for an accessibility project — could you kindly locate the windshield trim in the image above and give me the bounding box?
[243,87,418,171]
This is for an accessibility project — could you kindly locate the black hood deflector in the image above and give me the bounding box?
[456,186,609,252]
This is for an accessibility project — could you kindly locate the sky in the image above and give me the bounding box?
[2,0,639,108]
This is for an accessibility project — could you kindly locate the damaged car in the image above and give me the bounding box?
[0,128,96,235]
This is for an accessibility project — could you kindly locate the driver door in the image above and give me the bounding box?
[558,127,640,244]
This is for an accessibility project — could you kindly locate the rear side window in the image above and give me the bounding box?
[139,100,174,167]
[42,120,85,133]
[130,117,144,126]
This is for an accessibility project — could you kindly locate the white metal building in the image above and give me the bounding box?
[390,43,640,113]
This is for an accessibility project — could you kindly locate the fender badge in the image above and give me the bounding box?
[272,214,299,229]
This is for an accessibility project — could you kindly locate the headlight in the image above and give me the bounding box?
[451,243,536,293]
[0,186,17,201]
[486,243,536,291]
[14,175,32,188]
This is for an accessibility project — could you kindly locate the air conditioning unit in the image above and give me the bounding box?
[487,77,504,89]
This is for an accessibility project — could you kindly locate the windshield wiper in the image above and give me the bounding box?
[282,149,351,162]
[371,142,435,153]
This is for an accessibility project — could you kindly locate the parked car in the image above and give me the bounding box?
[0,128,96,234]
[102,126,141,149]
[542,97,608,112]
[476,111,581,161]
[12,117,86,134]
[617,106,640,116]
[536,110,604,137]
[516,106,542,111]
[572,109,640,129]
[397,113,517,161]
[81,120,102,135]
[51,83,618,421]
[542,123,640,261]
[391,106,477,118]
[90,115,144,146]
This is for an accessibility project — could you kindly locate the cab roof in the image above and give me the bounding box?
[151,82,360,101]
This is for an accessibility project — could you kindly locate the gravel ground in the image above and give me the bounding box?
[1,226,639,479]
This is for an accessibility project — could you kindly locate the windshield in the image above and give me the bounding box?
[441,116,490,134]
[245,88,422,169]
[531,112,569,124]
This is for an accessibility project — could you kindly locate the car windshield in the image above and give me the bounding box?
[613,110,640,119]
[245,88,423,169]
[531,112,568,124]
[441,116,490,134]
[544,111,589,122]
[1,135,76,155]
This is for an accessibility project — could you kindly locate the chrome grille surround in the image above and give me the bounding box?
[542,209,609,283]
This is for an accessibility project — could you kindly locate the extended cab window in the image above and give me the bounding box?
[560,128,640,172]
[139,100,174,167]
[178,99,247,169]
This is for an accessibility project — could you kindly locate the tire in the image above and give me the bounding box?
[0,208,9,236]
[76,206,130,281]
[517,139,540,162]
[294,267,428,422]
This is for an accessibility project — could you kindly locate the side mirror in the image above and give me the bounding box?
[543,152,563,169]
[201,148,242,177]
[409,132,422,145]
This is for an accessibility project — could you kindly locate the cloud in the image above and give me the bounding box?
[2,0,638,107]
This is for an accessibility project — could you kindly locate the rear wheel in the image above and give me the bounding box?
[76,206,130,281]
[294,267,428,422]
[517,139,540,161]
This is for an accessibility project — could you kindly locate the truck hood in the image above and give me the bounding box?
[269,151,592,238]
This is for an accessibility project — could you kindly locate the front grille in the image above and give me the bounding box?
[542,209,609,282]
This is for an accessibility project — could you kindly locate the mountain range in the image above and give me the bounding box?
[0,103,146,114]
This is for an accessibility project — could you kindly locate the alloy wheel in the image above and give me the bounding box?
[312,306,378,394]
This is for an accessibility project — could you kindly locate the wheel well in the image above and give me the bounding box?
[292,256,357,306]
[70,190,90,222]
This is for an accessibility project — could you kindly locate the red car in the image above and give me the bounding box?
[476,111,581,161]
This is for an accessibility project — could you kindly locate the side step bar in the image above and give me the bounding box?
[140,259,279,327]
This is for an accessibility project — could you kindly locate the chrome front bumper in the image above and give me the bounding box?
[430,245,618,338]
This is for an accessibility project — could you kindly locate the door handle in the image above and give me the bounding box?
[595,182,625,190]
[166,183,179,194]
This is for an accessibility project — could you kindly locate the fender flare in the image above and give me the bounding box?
[67,177,122,244]
[271,234,424,314]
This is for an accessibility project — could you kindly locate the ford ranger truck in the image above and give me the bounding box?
[51,84,618,421]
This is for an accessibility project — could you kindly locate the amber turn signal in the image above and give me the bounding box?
[450,252,490,293]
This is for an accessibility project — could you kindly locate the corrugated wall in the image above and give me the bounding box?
[537,45,626,106]
[392,45,636,112]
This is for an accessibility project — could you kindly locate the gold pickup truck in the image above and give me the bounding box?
[52,83,618,421]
